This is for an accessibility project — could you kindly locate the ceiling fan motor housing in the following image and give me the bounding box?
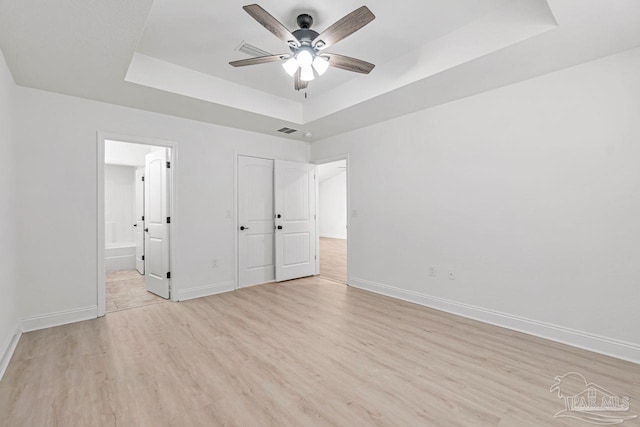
[297,13,313,29]
[292,14,319,50]
[291,31,319,58]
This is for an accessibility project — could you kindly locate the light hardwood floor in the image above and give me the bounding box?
[320,237,347,284]
[1,276,638,426]
[106,270,166,313]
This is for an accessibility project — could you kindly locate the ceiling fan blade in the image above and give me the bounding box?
[229,54,289,67]
[294,69,308,91]
[243,4,300,48]
[313,6,375,50]
[325,53,375,74]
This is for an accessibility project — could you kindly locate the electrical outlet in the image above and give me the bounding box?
[428,266,436,277]
[225,210,231,219]
[351,209,358,217]
[211,259,218,268]
[448,270,455,280]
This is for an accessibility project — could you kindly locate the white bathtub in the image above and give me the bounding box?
[105,243,136,273]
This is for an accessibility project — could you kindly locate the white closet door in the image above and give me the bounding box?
[238,156,275,287]
[274,160,316,282]
[144,149,170,299]
[135,168,145,275]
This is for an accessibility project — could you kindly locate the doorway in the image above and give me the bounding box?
[236,155,317,288]
[316,158,348,284]
[98,136,175,315]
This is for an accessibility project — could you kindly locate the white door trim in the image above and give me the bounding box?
[313,154,350,284]
[97,131,179,317]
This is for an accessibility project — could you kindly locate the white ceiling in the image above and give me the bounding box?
[137,0,510,101]
[126,0,559,125]
[1,1,640,142]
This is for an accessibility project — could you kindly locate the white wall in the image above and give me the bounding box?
[104,165,136,246]
[311,47,640,362]
[0,49,18,375]
[319,171,347,239]
[14,87,309,322]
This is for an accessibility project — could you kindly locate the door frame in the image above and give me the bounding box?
[313,154,350,284]
[97,131,179,317]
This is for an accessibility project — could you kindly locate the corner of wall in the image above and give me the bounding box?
[0,46,21,381]
[0,323,21,381]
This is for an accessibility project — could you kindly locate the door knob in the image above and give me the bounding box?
[277,225,283,230]
[133,224,137,227]
[240,226,250,231]
[277,214,282,218]
[145,228,149,232]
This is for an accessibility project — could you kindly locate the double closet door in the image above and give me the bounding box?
[238,156,316,287]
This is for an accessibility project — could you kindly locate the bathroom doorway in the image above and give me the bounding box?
[99,137,174,314]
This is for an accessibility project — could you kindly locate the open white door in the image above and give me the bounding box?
[238,156,275,287]
[134,168,145,275]
[144,149,170,299]
[274,160,316,281]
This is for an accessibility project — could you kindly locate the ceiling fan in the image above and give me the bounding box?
[229,4,376,91]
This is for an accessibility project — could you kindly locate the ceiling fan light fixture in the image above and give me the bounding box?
[232,5,376,91]
[282,57,298,76]
[296,48,314,68]
[300,65,315,82]
[312,56,329,76]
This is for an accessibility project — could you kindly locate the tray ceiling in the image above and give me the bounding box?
[1,0,640,141]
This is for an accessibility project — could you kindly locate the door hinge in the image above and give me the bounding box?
[141,176,144,182]
[166,161,171,169]
[167,216,171,224]
[142,215,144,221]
[167,272,171,279]
[315,255,317,260]
[142,255,145,261]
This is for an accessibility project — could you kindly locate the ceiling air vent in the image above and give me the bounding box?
[235,41,272,58]
[277,127,298,134]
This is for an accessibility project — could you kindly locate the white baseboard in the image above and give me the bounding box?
[237,280,276,290]
[175,281,235,302]
[349,277,640,365]
[21,306,98,333]
[0,323,21,381]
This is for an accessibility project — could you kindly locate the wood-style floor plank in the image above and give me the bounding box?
[320,237,347,284]
[0,276,638,426]
[106,270,166,313]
